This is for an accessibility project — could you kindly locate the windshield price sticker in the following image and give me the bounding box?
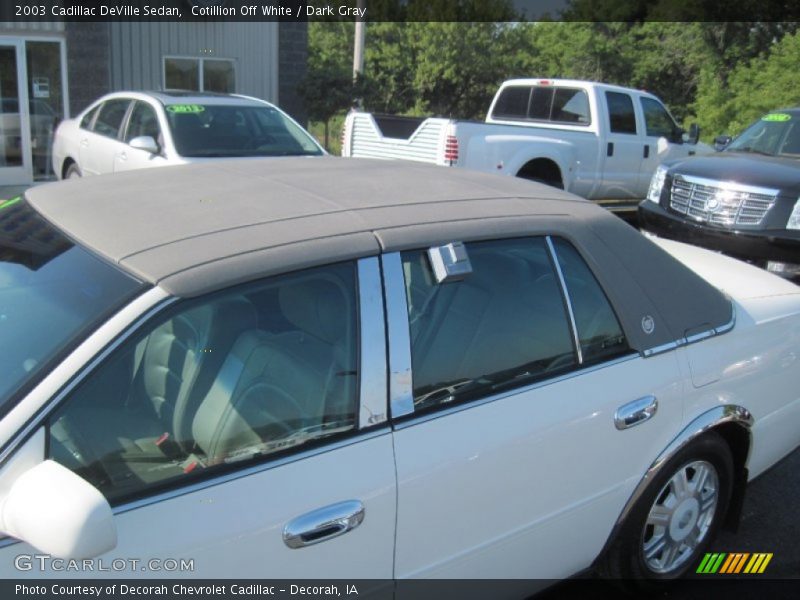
[762,113,791,122]
[166,104,206,114]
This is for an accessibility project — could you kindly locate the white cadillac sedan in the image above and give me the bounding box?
[50,91,324,180]
[0,159,798,590]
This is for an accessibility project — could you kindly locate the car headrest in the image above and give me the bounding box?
[278,279,348,345]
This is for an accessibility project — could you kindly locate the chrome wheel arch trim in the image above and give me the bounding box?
[597,404,753,566]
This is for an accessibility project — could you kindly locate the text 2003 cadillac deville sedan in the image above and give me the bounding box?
[0,159,797,589]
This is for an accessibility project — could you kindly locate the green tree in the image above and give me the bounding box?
[693,31,800,138]
[404,22,532,118]
[299,22,359,149]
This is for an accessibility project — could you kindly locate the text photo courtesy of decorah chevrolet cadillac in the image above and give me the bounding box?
[0,159,798,592]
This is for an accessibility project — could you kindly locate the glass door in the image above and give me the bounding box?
[26,40,65,180]
[0,40,31,186]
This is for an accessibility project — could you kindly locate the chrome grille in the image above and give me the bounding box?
[669,175,777,227]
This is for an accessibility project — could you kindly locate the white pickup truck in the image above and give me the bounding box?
[342,79,711,213]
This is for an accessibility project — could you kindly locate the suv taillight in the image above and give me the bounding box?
[444,135,459,164]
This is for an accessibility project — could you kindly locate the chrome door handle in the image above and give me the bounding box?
[79,139,89,147]
[283,500,364,549]
[615,395,657,430]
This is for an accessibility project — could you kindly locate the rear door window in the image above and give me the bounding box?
[401,237,576,412]
[492,86,591,126]
[491,86,530,119]
[606,91,637,135]
[79,105,100,130]
[400,236,631,413]
[92,99,131,139]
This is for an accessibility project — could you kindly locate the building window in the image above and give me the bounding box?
[164,57,235,93]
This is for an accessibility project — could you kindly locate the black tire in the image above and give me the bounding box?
[598,431,734,591]
[65,163,82,179]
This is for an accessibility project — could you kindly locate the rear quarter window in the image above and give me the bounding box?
[492,85,591,126]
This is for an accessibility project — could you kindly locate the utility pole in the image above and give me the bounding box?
[352,0,366,109]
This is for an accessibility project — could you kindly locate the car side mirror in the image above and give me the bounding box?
[714,134,732,151]
[0,460,117,559]
[683,123,700,145]
[129,135,159,154]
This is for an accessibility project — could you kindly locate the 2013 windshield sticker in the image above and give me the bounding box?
[166,104,205,114]
[762,113,791,122]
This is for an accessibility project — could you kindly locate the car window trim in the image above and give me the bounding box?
[357,257,389,428]
[393,353,638,431]
[381,252,415,419]
[545,235,584,364]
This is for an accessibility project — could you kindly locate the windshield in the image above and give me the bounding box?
[0,197,144,413]
[726,113,800,157]
[164,103,324,158]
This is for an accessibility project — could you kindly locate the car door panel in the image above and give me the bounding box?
[393,352,684,579]
[79,133,121,176]
[110,432,396,578]
[80,99,131,176]
[113,146,169,173]
[637,97,692,196]
[0,258,398,579]
[0,431,396,578]
[598,91,642,199]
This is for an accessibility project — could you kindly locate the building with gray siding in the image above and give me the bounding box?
[0,20,307,186]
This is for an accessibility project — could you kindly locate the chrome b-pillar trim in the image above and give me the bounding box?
[357,257,388,428]
[380,252,415,419]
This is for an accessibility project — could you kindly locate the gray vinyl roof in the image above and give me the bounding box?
[25,157,733,354]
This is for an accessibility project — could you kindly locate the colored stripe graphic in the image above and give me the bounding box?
[744,553,773,574]
[720,553,749,573]
[697,553,726,573]
[697,552,773,574]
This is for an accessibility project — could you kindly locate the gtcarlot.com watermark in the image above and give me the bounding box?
[14,554,194,573]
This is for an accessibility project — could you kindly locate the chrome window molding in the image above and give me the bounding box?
[357,257,388,429]
[546,235,584,365]
[641,307,736,358]
[0,290,177,467]
[380,252,415,419]
[393,353,638,430]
